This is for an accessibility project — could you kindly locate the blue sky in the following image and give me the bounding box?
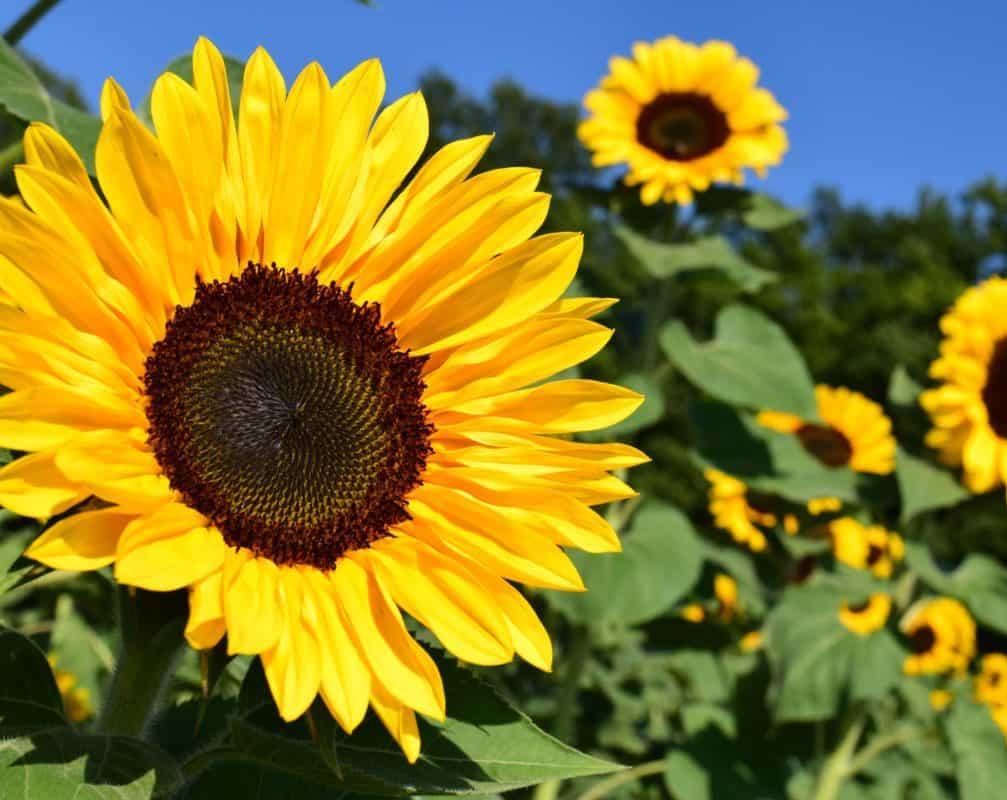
[4,0,1005,209]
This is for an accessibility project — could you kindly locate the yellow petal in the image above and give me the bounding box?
[0,450,87,519]
[262,570,322,721]
[369,678,421,764]
[223,552,284,655]
[186,570,226,650]
[115,504,225,591]
[27,507,137,571]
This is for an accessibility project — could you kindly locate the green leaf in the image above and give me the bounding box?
[0,38,101,173]
[0,731,183,799]
[741,193,804,230]
[946,698,1007,800]
[896,448,969,522]
[667,651,729,703]
[549,501,703,626]
[50,595,110,710]
[904,542,1007,633]
[888,366,923,408]
[765,584,903,722]
[228,658,619,796]
[663,729,772,800]
[616,226,776,292]
[0,626,65,735]
[663,305,818,419]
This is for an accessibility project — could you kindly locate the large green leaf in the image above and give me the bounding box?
[616,226,776,292]
[946,698,1007,800]
[905,542,1007,633]
[222,658,619,796]
[896,448,969,522]
[663,729,776,800]
[663,305,818,419]
[740,193,804,231]
[0,626,65,735]
[765,584,903,722]
[549,502,703,626]
[0,731,183,800]
[0,38,101,173]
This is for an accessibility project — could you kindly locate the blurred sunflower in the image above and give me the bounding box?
[975,654,1007,706]
[758,385,896,475]
[705,469,776,551]
[921,277,1007,494]
[0,39,646,761]
[929,689,953,712]
[578,36,787,205]
[829,518,904,579]
[838,594,891,636]
[901,598,976,676]
[48,656,93,723]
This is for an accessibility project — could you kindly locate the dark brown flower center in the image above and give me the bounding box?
[982,338,1007,438]
[910,625,937,654]
[866,543,884,566]
[635,92,730,161]
[797,424,853,468]
[143,264,432,570]
[845,599,871,614]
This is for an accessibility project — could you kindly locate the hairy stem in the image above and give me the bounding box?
[3,0,63,45]
[844,726,922,778]
[97,587,188,737]
[574,759,667,800]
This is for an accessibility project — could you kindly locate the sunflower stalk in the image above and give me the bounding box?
[2,0,63,44]
[810,708,867,800]
[97,586,188,737]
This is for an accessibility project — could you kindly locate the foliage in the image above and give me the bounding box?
[0,20,1006,800]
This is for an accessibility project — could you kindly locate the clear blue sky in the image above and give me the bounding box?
[4,0,1005,210]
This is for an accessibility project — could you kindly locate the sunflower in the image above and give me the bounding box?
[739,630,763,653]
[48,655,93,723]
[838,593,891,636]
[578,36,787,206]
[704,469,774,552]
[929,689,953,712]
[902,598,976,676]
[975,654,1007,706]
[0,39,646,761]
[829,517,904,579]
[758,385,896,475]
[921,277,1007,494]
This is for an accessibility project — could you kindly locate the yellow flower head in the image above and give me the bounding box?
[680,603,706,623]
[758,385,896,475]
[838,593,891,636]
[921,277,1007,494]
[807,496,842,516]
[578,36,788,206]
[0,39,647,762]
[47,655,93,723]
[739,630,763,652]
[902,598,976,676]
[976,653,1007,707]
[714,573,740,621]
[929,689,953,712]
[704,469,773,552]
[829,518,904,579]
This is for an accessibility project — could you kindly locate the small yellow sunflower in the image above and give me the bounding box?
[0,39,646,761]
[739,630,763,652]
[976,653,1007,706]
[838,593,891,636]
[829,517,904,579]
[578,36,787,206]
[704,469,773,552]
[902,598,976,676]
[929,689,953,712]
[48,655,93,723]
[921,277,1007,494]
[758,385,896,475]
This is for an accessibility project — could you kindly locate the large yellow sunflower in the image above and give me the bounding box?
[0,39,646,761]
[921,277,1007,494]
[758,385,896,475]
[829,517,904,579]
[578,36,788,206]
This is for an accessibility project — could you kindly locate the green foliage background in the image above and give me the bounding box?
[2,8,1007,800]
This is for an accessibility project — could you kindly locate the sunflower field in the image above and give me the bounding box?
[1,3,1007,799]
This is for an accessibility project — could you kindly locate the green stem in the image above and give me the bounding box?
[574,759,667,800]
[552,624,592,743]
[97,587,188,737]
[0,141,24,179]
[3,0,63,44]
[811,711,866,800]
[843,727,922,778]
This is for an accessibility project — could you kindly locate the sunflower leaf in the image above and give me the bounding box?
[0,626,65,736]
[896,448,969,522]
[548,501,703,626]
[663,305,818,420]
[764,583,903,722]
[615,227,776,292]
[226,658,620,796]
[904,541,1007,634]
[946,697,1007,800]
[0,38,101,173]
